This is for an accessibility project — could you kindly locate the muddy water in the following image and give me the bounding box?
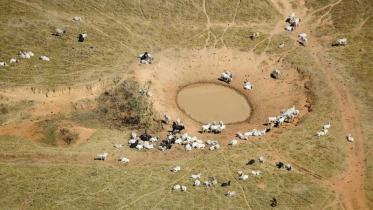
[177,83,251,124]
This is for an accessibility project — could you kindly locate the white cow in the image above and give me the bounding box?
[219,70,233,83]
[190,173,201,179]
[181,185,187,192]
[149,136,158,143]
[131,131,137,139]
[226,191,236,197]
[285,164,293,171]
[185,144,192,151]
[9,58,17,64]
[19,51,34,59]
[118,157,129,163]
[267,117,277,125]
[138,52,153,64]
[243,81,253,90]
[335,38,347,46]
[136,144,144,150]
[143,141,154,149]
[201,123,211,133]
[323,122,331,130]
[347,134,354,142]
[54,28,65,36]
[251,170,261,176]
[193,180,201,186]
[258,156,266,163]
[250,32,260,40]
[171,165,181,173]
[239,174,249,180]
[40,56,50,61]
[162,114,170,124]
[95,152,108,161]
[0,62,7,67]
[228,139,238,146]
[236,132,248,140]
[298,33,308,46]
[73,16,82,22]
[172,184,181,191]
[316,129,328,137]
[285,25,294,32]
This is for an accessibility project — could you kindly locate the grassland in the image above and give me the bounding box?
[0,0,372,209]
[305,0,373,206]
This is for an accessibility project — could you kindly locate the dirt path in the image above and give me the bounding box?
[268,0,368,209]
[307,37,368,210]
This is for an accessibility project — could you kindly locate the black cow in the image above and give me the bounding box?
[276,162,284,169]
[129,141,138,148]
[247,159,255,165]
[221,180,231,187]
[140,52,149,60]
[140,130,151,141]
[270,197,278,207]
[172,122,185,134]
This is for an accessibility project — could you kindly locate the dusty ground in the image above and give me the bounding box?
[135,48,310,143]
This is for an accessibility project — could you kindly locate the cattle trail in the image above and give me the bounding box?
[217,0,241,48]
[268,0,368,209]
[221,152,252,210]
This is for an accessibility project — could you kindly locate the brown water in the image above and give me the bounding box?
[177,83,251,124]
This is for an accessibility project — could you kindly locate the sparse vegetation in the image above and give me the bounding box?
[59,128,78,145]
[97,80,157,130]
[0,0,371,209]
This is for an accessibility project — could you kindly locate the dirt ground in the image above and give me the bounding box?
[135,48,310,143]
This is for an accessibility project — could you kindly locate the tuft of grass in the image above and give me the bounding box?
[38,119,58,146]
[96,80,158,130]
[0,100,34,125]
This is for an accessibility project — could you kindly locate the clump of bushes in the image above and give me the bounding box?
[98,80,157,129]
[38,120,79,146]
[59,128,78,145]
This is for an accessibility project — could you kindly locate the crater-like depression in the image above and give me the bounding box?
[177,83,251,124]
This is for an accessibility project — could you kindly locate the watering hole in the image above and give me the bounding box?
[177,83,251,124]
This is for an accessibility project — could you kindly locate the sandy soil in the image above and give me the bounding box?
[134,48,310,144]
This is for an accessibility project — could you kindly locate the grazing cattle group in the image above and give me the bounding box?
[285,13,301,32]
[201,121,226,133]
[39,11,354,206]
[316,122,331,137]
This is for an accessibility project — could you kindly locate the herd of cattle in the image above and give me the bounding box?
[0,16,86,68]
[91,10,355,203]
[92,11,355,164]
[283,13,347,47]
[168,155,292,198]
[0,9,357,205]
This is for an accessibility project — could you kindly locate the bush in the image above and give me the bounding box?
[97,80,157,129]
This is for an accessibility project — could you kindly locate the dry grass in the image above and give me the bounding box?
[0,0,372,209]
[305,0,373,206]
